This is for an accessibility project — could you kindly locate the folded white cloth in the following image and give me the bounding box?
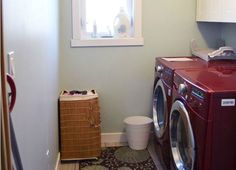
[60,90,98,101]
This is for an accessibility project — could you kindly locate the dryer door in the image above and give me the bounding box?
[169,100,195,170]
[153,79,167,138]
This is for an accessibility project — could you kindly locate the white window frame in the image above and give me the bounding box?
[71,0,144,47]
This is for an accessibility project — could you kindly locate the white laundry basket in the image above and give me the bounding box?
[124,116,153,150]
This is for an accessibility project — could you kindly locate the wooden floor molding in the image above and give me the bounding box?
[58,161,79,170]
[55,153,60,170]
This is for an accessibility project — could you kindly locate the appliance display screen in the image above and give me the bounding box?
[192,88,204,100]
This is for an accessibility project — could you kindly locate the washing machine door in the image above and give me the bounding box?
[169,100,195,170]
[153,79,167,138]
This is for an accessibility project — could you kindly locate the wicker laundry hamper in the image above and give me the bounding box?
[59,90,101,160]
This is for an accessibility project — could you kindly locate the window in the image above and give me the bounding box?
[71,0,143,47]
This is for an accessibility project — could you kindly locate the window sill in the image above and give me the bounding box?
[71,37,144,47]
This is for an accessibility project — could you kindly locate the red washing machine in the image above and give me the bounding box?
[153,56,207,168]
[169,66,236,170]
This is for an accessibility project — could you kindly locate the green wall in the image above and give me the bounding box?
[221,24,236,48]
[60,0,221,132]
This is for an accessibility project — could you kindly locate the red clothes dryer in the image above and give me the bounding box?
[169,66,236,170]
[153,57,207,168]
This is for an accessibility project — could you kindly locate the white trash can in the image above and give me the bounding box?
[124,116,153,150]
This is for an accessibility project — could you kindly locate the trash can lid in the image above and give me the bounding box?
[124,116,153,125]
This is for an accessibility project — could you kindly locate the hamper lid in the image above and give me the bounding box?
[60,90,98,101]
[124,116,153,125]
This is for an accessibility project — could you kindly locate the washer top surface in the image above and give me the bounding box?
[156,56,207,70]
[176,66,236,92]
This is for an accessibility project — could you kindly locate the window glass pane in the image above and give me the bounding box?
[85,0,133,38]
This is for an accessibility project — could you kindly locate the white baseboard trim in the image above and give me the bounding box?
[54,152,60,170]
[101,132,128,147]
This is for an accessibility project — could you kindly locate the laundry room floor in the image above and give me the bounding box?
[58,161,80,170]
[58,141,165,170]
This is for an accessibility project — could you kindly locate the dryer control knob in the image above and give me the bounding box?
[178,83,187,95]
[156,65,164,73]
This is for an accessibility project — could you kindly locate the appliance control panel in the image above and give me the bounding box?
[155,59,174,88]
[174,73,209,120]
[191,87,205,100]
[160,65,174,87]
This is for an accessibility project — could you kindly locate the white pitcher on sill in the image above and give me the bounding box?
[113,7,131,38]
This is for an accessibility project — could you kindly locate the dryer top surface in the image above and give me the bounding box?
[176,66,236,92]
[156,56,236,71]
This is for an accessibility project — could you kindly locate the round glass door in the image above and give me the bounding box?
[153,80,167,138]
[169,100,195,170]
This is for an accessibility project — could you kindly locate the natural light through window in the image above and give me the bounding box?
[71,0,143,47]
[85,0,133,38]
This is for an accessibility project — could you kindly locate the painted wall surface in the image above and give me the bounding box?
[3,0,59,169]
[60,0,221,132]
[221,24,236,48]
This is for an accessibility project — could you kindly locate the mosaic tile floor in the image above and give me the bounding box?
[79,146,157,170]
